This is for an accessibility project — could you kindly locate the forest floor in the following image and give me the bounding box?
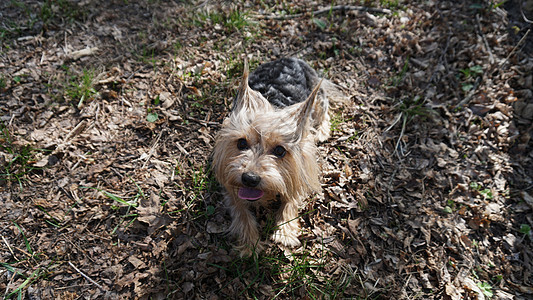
[1,0,532,299]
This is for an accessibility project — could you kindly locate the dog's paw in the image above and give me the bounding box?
[272,229,301,247]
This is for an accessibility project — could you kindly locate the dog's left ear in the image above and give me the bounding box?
[295,79,323,140]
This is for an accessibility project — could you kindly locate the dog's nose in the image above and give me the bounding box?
[242,172,261,187]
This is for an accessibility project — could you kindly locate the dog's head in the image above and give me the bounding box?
[212,61,321,204]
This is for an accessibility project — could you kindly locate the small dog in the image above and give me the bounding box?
[212,58,340,255]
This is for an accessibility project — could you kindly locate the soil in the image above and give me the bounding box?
[0,0,532,299]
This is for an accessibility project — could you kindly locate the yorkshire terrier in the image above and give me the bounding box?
[212,57,341,255]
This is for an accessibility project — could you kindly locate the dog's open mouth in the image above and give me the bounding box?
[238,187,264,201]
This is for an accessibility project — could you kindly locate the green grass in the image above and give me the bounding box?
[331,112,345,132]
[65,68,98,108]
[39,0,85,25]
[1,0,85,44]
[1,222,50,299]
[397,95,431,120]
[196,9,254,33]
[0,74,6,90]
[45,66,99,106]
[173,162,218,218]
[207,242,353,298]
[390,57,410,87]
[81,181,145,235]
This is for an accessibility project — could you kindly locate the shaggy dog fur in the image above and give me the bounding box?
[212,58,342,255]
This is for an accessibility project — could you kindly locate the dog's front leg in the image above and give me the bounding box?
[272,199,302,247]
[226,196,262,256]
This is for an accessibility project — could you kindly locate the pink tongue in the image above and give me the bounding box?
[238,187,264,201]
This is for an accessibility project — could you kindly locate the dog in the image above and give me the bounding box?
[212,57,341,255]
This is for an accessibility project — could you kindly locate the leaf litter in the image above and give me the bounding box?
[0,0,532,299]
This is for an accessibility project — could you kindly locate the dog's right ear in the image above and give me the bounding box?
[234,60,250,110]
[232,60,270,114]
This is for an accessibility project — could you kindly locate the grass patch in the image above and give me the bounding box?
[208,243,353,298]
[0,0,85,44]
[331,112,345,132]
[174,162,218,219]
[80,182,145,235]
[64,68,98,108]
[196,9,255,34]
[1,222,50,299]
[0,74,7,90]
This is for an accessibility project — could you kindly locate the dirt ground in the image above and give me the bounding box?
[1,0,532,299]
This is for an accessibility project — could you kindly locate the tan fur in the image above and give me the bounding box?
[212,62,330,256]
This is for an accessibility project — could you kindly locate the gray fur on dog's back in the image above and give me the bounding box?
[248,58,321,108]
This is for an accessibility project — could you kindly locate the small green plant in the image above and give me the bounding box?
[520,224,531,235]
[469,182,493,200]
[390,57,410,86]
[381,0,401,10]
[190,165,211,201]
[195,9,255,34]
[459,65,483,92]
[146,112,159,123]
[477,281,493,298]
[313,18,328,30]
[479,188,493,200]
[0,74,6,90]
[444,199,455,213]
[65,68,98,108]
[397,95,431,120]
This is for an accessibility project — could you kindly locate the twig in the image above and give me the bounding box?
[255,5,391,20]
[141,128,165,169]
[393,114,408,159]
[520,0,533,24]
[64,120,87,142]
[68,261,106,291]
[185,115,219,127]
[476,14,494,65]
[1,233,17,261]
[456,76,482,108]
[429,33,451,84]
[500,28,530,68]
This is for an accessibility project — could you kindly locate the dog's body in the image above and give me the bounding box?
[212,58,337,255]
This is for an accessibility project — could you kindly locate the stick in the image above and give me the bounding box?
[476,14,494,65]
[141,128,165,169]
[501,28,530,67]
[1,234,17,261]
[68,261,106,291]
[256,5,391,20]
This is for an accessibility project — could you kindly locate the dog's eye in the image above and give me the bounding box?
[237,138,249,150]
[272,145,286,158]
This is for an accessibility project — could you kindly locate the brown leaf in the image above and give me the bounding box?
[137,193,170,235]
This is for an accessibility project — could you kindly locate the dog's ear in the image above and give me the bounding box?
[232,60,270,114]
[233,60,250,111]
[294,79,323,140]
